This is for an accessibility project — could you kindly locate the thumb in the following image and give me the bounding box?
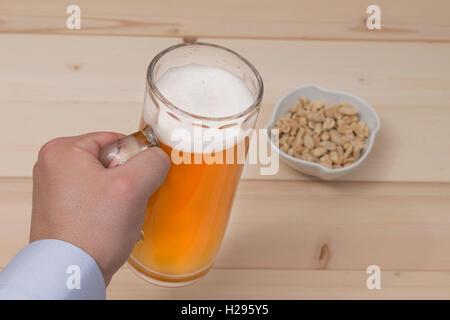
[115,147,171,198]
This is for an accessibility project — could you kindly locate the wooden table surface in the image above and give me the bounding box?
[1,0,450,299]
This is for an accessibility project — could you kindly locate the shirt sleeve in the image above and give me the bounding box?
[0,239,106,300]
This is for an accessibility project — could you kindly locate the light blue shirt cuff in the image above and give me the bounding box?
[0,239,106,300]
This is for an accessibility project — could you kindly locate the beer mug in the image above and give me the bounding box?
[99,43,263,286]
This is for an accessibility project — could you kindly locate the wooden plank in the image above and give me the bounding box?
[1,102,449,182]
[2,178,450,272]
[2,35,450,107]
[208,38,450,109]
[0,101,142,177]
[0,178,31,267]
[106,268,450,299]
[0,35,179,103]
[1,35,450,181]
[1,0,450,42]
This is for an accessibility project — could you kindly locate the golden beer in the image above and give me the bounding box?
[129,138,248,284]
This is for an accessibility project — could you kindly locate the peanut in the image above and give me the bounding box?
[274,97,370,170]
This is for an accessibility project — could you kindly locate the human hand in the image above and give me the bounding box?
[29,132,170,285]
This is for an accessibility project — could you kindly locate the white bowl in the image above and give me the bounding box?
[265,84,381,180]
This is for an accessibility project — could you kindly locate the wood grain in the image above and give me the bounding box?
[2,178,450,273]
[1,2,450,299]
[106,268,450,299]
[2,35,450,107]
[1,35,450,182]
[1,102,450,182]
[1,0,449,42]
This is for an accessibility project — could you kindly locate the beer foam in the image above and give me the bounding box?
[144,64,255,153]
[156,64,253,118]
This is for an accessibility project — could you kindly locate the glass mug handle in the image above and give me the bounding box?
[98,126,159,168]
